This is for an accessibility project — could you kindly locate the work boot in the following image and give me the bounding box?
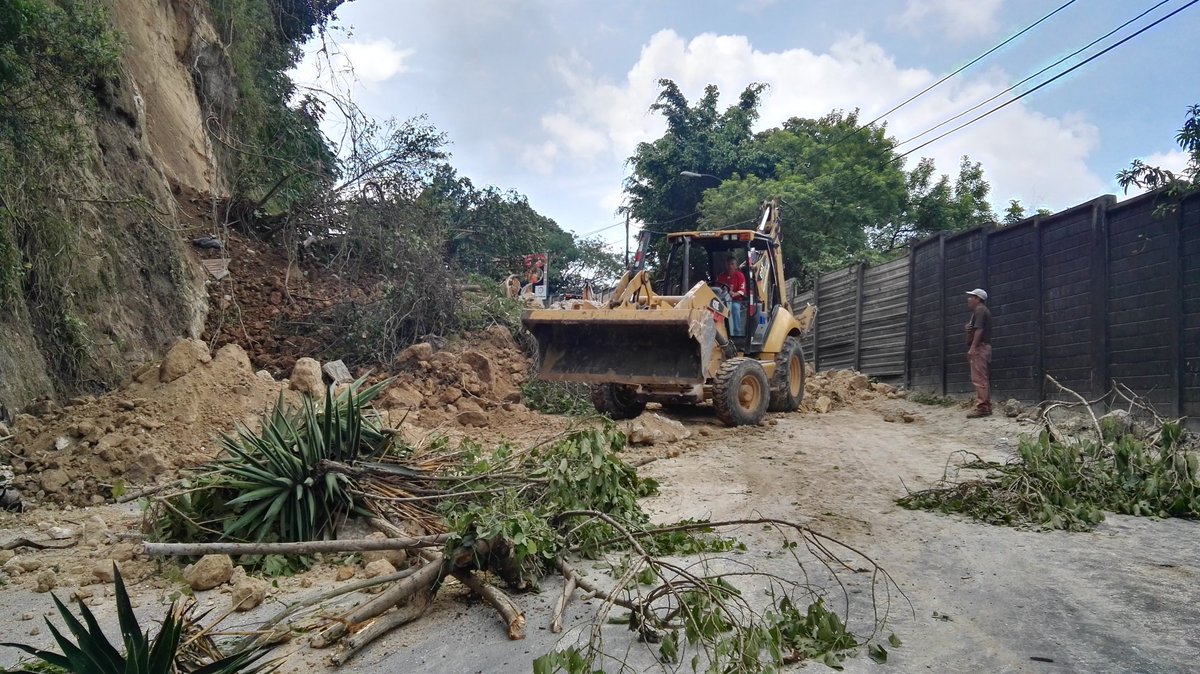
[966,407,992,418]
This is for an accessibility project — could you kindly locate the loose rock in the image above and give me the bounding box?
[289,358,325,398]
[624,413,691,446]
[93,560,118,583]
[335,565,356,581]
[35,569,56,593]
[815,396,833,414]
[230,573,269,612]
[184,554,234,590]
[40,468,71,494]
[397,343,434,366]
[361,532,408,569]
[362,559,396,579]
[159,338,212,383]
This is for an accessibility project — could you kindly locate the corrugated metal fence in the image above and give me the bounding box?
[788,189,1200,421]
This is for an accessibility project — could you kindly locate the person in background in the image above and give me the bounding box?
[717,256,747,337]
[965,288,992,418]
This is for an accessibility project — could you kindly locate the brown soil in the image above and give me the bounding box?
[199,231,369,377]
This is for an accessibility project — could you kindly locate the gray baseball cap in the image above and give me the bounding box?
[966,288,988,302]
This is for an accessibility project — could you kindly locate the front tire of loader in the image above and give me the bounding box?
[591,384,646,420]
[768,336,806,412]
[713,357,770,426]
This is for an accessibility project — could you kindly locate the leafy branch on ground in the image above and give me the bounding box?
[146,408,900,669]
[899,381,1198,531]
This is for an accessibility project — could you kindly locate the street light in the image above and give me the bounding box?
[680,170,721,183]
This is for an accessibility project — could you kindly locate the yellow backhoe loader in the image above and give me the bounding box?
[522,199,811,426]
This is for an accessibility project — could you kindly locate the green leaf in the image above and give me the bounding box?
[888,633,902,648]
[869,643,888,663]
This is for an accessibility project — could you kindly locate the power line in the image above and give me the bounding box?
[825,0,1081,152]
[895,0,1174,149]
[895,0,1198,161]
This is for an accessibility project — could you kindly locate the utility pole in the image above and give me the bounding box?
[624,212,630,267]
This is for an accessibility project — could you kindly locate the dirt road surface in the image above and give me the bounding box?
[1,397,1196,673]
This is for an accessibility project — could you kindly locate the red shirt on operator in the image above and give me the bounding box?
[716,258,746,300]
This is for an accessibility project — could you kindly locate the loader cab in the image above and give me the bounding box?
[660,231,786,351]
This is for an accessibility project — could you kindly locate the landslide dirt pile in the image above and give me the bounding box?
[375,325,535,431]
[4,338,298,506]
[3,326,543,508]
[801,369,902,414]
[200,231,369,377]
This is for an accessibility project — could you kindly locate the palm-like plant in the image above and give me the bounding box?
[1,566,276,673]
[218,378,391,542]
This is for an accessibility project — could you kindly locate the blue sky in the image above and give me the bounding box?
[293,0,1198,248]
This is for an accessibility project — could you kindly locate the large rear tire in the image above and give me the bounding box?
[768,336,806,412]
[591,384,646,420]
[712,357,770,426]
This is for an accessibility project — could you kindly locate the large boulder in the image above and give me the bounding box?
[159,338,212,383]
[380,385,423,410]
[289,358,324,398]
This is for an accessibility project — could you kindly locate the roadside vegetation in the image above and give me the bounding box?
[900,383,1199,531]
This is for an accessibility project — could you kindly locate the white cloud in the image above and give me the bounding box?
[529,29,1105,217]
[291,38,414,94]
[899,0,1004,38]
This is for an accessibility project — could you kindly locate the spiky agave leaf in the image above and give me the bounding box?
[0,565,276,674]
[215,378,389,543]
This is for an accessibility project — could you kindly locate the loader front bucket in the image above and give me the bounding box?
[522,310,712,386]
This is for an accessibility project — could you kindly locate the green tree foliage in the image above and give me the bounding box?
[623,79,768,231]
[698,110,907,283]
[205,0,343,215]
[1002,199,1026,225]
[624,81,1001,288]
[0,0,123,304]
[557,237,625,291]
[1117,104,1200,209]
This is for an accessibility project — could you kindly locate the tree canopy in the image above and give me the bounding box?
[1117,103,1200,208]
[623,80,1001,287]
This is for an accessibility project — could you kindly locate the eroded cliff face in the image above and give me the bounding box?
[0,0,236,412]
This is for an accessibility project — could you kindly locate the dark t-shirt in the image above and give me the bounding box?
[967,304,991,345]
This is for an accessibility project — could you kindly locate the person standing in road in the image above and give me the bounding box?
[965,288,992,418]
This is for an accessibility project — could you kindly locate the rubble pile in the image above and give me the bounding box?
[1,326,540,508]
[4,339,297,506]
[376,324,535,430]
[800,368,902,414]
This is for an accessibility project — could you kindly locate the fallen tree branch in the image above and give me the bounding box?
[330,591,434,666]
[237,564,429,651]
[454,571,525,640]
[310,553,445,649]
[141,534,452,558]
[1046,374,1103,443]
[550,575,576,634]
[1,537,77,551]
[116,482,176,503]
[556,558,638,612]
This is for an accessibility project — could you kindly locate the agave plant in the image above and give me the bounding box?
[217,377,391,543]
[1,565,275,674]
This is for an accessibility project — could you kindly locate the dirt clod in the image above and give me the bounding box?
[160,338,212,383]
